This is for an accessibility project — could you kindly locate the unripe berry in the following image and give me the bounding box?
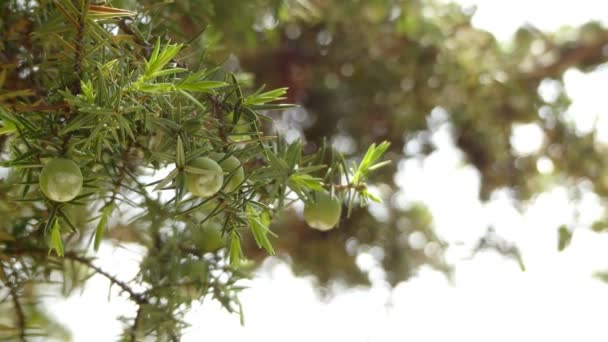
[210,153,245,193]
[186,157,224,197]
[304,191,342,231]
[39,158,83,202]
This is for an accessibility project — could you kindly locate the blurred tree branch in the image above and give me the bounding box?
[526,31,608,80]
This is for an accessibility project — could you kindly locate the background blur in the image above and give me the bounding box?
[36,0,608,340]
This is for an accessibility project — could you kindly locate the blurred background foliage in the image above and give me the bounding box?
[117,0,608,287]
[2,0,608,339]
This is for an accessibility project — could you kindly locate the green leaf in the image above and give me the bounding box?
[145,41,184,80]
[267,150,290,173]
[0,119,16,135]
[249,167,286,182]
[368,160,392,171]
[50,220,64,257]
[591,221,608,233]
[558,225,572,252]
[88,4,136,20]
[151,67,187,78]
[361,189,382,203]
[246,206,276,255]
[100,59,119,77]
[229,232,243,268]
[285,141,302,169]
[0,89,34,101]
[296,165,327,174]
[80,79,95,103]
[94,204,114,251]
[516,253,526,272]
[177,89,207,111]
[245,87,289,105]
[183,165,223,176]
[594,271,608,283]
[137,83,176,93]
[176,136,185,168]
[353,141,391,184]
[231,73,244,102]
[149,38,161,68]
[177,80,228,93]
[152,168,179,191]
[289,173,324,192]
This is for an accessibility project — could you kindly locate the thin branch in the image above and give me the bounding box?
[108,146,134,208]
[207,94,234,114]
[0,264,26,342]
[9,285,26,342]
[209,95,228,151]
[4,248,147,305]
[323,182,367,192]
[66,253,147,304]
[4,248,152,341]
[129,306,143,342]
[12,102,70,113]
[525,32,608,80]
[118,19,153,58]
[71,0,89,95]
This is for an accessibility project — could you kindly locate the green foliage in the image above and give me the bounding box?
[352,141,391,186]
[3,0,608,340]
[247,205,276,255]
[0,0,389,339]
[557,225,572,252]
[50,220,64,257]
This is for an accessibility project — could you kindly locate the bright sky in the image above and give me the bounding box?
[45,1,608,341]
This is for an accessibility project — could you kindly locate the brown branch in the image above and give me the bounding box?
[208,95,228,151]
[8,287,26,341]
[71,0,89,95]
[5,247,152,340]
[12,103,70,113]
[323,182,367,192]
[0,264,26,342]
[129,306,143,342]
[4,248,147,305]
[8,286,26,342]
[108,146,133,207]
[66,253,147,304]
[525,32,608,80]
[118,19,152,59]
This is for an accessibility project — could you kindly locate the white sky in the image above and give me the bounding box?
[45,1,608,341]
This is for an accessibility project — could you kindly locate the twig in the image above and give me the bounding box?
[208,95,228,151]
[66,253,146,304]
[107,146,133,208]
[323,182,367,192]
[129,306,143,342]
[525,32,608,80]
[0,264,26,342]
[12,103,70,113]
[118,19,153,59]
[4,248,146,305]
[71,0,89,95]
[9,286,26,342]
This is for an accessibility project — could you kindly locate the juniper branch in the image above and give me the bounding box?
[0,264,26,342]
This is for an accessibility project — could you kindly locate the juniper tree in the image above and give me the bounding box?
[0,1,389,340]
[4,0,608,341]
